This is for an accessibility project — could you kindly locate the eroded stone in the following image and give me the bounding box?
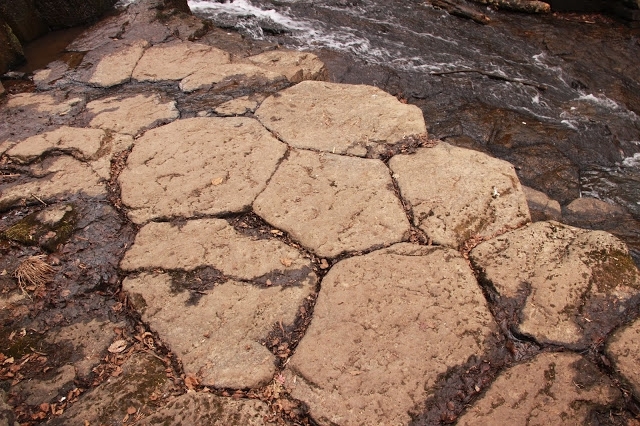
[87,93,179,136]
[284,243,497,425]
[458,352,620,425]
[119,117,286,223]
[522,185,562,222]
[48,353,173,426]
[0,156,105,212]
[247,50,327,83]
[46,319,125,377]
[389,143,530,247]
[607,317,640,399]
[470,221,640,346]
[120,219,313,280]
[84,39,149,87]
[213,95,260,116]
[6,126,106,163]
[132,40,231,82]
[255,81,426,156]
[124,272,315,388]
[5,92,84,117]
[140,392,275,425]
[179,63,284,92]
[254,149,409,258]
[13,365,75,405]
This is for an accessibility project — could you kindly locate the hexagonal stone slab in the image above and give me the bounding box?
[458,352,620,425]
[470,221,640,346]
[132,40,231,82]
[125,272,315,388]
[0,156,105,211]
[118,117,287,224]
[247,51,327,83]
[284,243,497,425]
[120,219,313,280]
[253,149,410,258]
[255,81,426,156]
[389,143,530,248]
[607,317,640,399]
[140,393,275,425]
[87,93,179,136]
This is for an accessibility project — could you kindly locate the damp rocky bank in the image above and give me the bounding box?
[1,1,640,425]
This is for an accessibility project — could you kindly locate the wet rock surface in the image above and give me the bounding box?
[457,352,621,425]
[1,1,639,425]
[471,221,640,347]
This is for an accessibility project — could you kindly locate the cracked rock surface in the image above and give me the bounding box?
[1,2,640,425]
[390,142,531,248]
[457,352,621,425]
[119,117,286,223]
[607,317,640,399]
[125,272,315,388]
[471,221,640,346]
[254,149,409,258]
[255,81,426,156]
[284,243,498,425]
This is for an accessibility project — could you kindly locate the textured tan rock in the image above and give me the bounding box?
[119,117,286,223]
[48,353,172,426]
[389,143,530,247]
[87,132,134,180]
[179,63,284,92]
[247,50,327,83]
[125,272,315,388]
[607,317,640,399]
[121,219,313,279]
[254,149,409,258]
[522,185,561,221]
[13,365,75,405]
[458,352,619,425]
[470,221,640,345]
[255,81,426,156]
[214,95,260,116]
[132,40,231,82]
[284,243,497,425]
[140,393,275,425]
[87,93,179,136]
[6,126,106,163]
[87,39,149,87]
[0,156,105,211]
[46,319,125,377]
[5,92,83,116]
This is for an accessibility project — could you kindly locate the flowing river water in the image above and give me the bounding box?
[188,0,640,262]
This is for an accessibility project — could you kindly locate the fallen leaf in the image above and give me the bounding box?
[319,259,329,269]
[184,374,199,390]
[280,258,292,267]
[211,177,224,186]
[108,340,127,354]
[127,406,137,415]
